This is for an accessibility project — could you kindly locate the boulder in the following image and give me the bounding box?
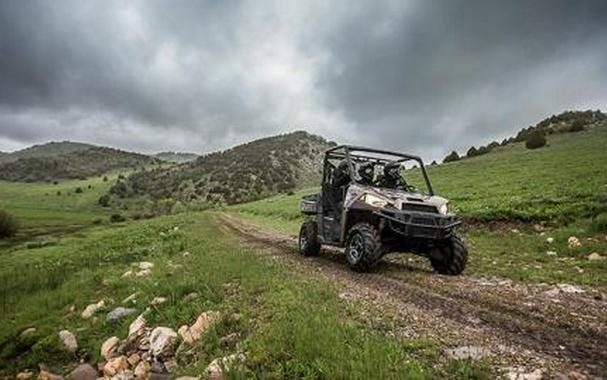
[81,300,104,319]
[178,311,220,344]
[127,353,141,367]
[149,327,179,358]
[134,361,150,380]
[17,371,33,380]
[163,359,178,373]
[135,269,151,277]
[206,353,245,380]
[67,363,97,380]
[568,236,581,248]
[59,330,78,353]
[588,252,604,261]
[103,355,129,377]
[107,307,137,323]
[101,336,120,360]
[128,314,147,337]
[138,261,154,270]
[37,370,64,380]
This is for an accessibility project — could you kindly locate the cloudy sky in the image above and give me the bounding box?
[1,0,606,160]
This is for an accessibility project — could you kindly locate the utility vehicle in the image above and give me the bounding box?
[298,145,468,274]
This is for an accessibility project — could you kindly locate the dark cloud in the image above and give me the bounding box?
[0,0,606,159]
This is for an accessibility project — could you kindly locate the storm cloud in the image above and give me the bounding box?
[1,0,606,160]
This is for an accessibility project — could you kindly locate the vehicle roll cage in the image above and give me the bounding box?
[324,145,434,195]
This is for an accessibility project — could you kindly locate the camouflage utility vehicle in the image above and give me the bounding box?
[299,145,468,274]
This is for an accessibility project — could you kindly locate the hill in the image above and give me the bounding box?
[112,131,334,206]
[154,151,198,163]
[0,146,158,182]
[0,141,97,164]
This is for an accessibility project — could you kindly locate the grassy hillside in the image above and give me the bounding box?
[0,146,158,182]
[114,131,334,206]
[231,126,607,287]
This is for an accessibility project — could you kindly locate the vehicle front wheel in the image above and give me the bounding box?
[298,221,321,256]
[345,223,383,271]
[429,235,468,275]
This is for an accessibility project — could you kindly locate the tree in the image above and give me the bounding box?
[443,151,460,163]
[525,130,547,149]
[466,146,479,157]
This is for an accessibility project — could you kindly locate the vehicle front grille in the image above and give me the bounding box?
[401,203,438,213]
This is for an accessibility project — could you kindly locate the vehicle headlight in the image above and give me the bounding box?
[363,194,389,208]
[438,203,449,215]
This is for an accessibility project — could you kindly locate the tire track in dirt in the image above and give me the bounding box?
[218,213,607,378]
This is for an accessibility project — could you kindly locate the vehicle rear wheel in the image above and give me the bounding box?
[345,223,383,271]
[299,221,321,256]
[429,235,468,275]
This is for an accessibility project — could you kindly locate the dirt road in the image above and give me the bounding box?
[219,213,607,379]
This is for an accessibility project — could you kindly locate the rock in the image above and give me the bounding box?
[101,336,120,360]
[122,292,139,304]
[122,270,133,278]
[444,346,490,360]
[151,297,167,306]
[127,353,141,367]
[510,229,520,234]
[505,367,543,380]
[110,370,134,380]
[67,363,97,380]
[546,237,555,244]
[81,300,104,319]
[17,371,33,380]
[533,224,545,232]
[149,327,178,358]
[103,356,129,377]
[182,251,191,257]
[182,292,198,302]
[128,314,147,337]
[163,359,178,373]
[546,251,557,256]
[37,370,64,380]
[206,354,245,380]
[59,330,78,353]
[19,327,37,339]
[135,268,151,277]
[557,283,585,294]
[138,261,154,270]
[219,332,240,348]
[178,311,220,344]
[175,377,199,380]
[568,236,581,248]
[107,307,137,323]
[134,361,150,380]
[588,252,604,261]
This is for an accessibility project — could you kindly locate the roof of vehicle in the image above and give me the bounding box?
[325,145,424,163]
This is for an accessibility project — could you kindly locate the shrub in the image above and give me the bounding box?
[103,176,108,182]
[53,181,58,185]
[0,209,19,238]
[569,120,585,132]
[525,131,547,149]
[591,213,607,233]
[91,218,103,225]
[74,187,83,194]
[110,213,125,223]
[466,146,479,157]
[56,191,61,196]
[98,194,110,207]
[443,151,460,163]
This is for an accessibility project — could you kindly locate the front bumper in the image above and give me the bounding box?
[375,209,460,240]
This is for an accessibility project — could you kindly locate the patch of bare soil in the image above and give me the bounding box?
[217,213,607,379]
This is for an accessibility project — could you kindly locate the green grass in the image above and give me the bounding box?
[231,127,607,288]
[0,212,490,378]
[0,176,114,239]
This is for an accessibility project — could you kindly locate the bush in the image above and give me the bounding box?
[0,209,19,238]
[98,194,110,207]
[74,187,83,194]
[525,131,547,149]
[443,151,460,163]
[110,213,126,223]
[103,176,108,182]
[569,120,585,132]
[591,213,607,233]
[91,218,103,225]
